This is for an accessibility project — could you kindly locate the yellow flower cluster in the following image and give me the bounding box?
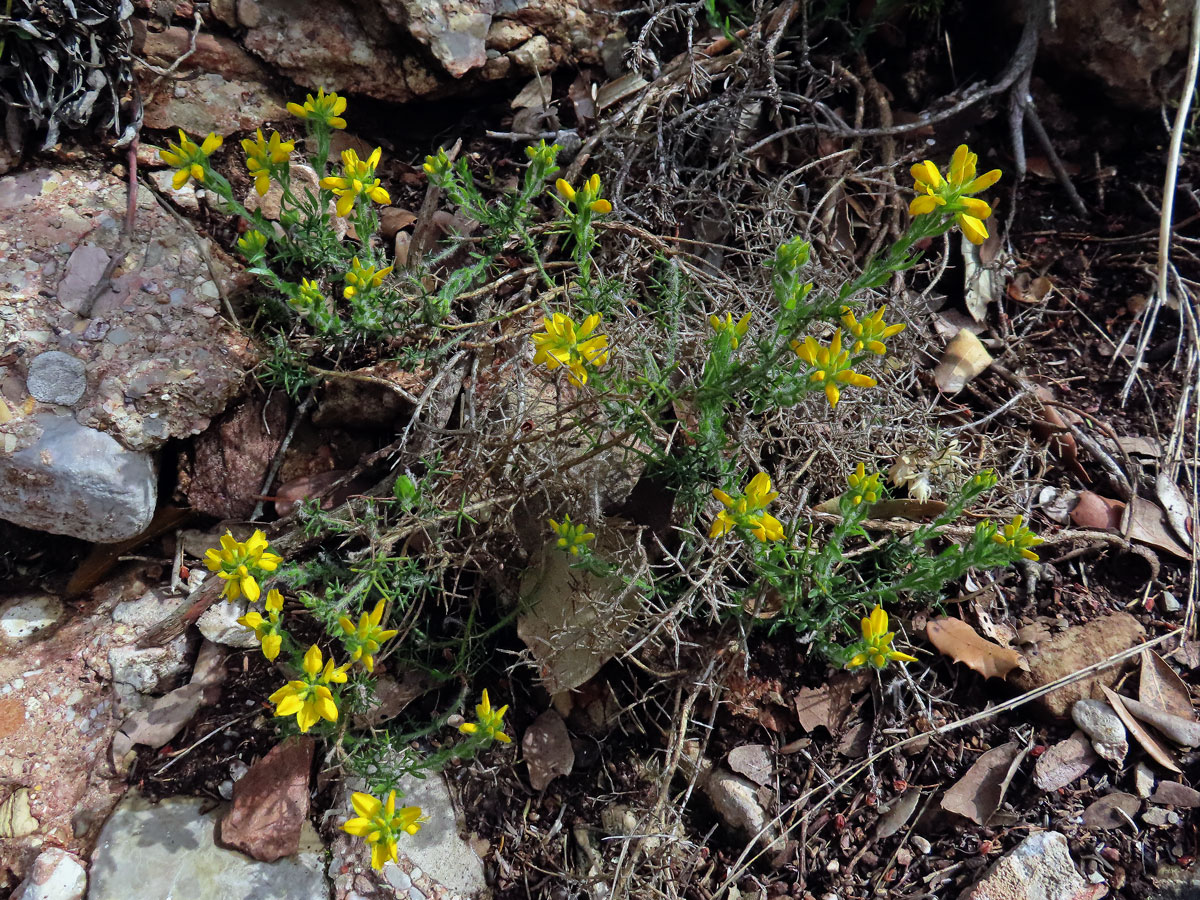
[343,257,393,300]
[846,605,918,669]
[710,472,784,543]
[321,148,391,218]
[287,88,348,129]
[709,312,751,350]
[159,129,222,189]
[992,515,1044,561]
[556,174,613,215]
[840,306,905,355]
[531,312,609,386]
[342,790,424,870]
[338,599,399,673]
[268,644,349,733]
[241,128,294,196]
[203,529,282,603]
[845,462,882,506]
[458,689,512,744]
[548,515,595,555]
[909,144,1002,245]
[791,331,877,409]
[237,588,285,661]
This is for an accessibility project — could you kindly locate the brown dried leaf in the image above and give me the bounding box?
[1126,497,1192,560]
[793,671,870,734]
[1033,731,1098,792]
[934,329,993,394]
[926,617,1027,680]
[1101,687,1182,773]
[941,741,1022,825]
[1140,650,1195,721]
[1082,792,1141,829]
[1108,691,1200,748]
[522,710,575,791]
[874,789,921,840]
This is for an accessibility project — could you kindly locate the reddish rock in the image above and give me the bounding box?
[218,737,315,862]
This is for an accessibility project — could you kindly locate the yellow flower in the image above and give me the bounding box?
[337,599,399,673]
[423,147,452,180]
[320,148,391,218]
[240,128,294,196]
[343,257,393,300]
[286,88,347,129]
[840,306,905,355]
[909,144,1002,245]
[556,174,613,214]
[791,330,878,408]
[709,312,751,350]
[238,589,285,661]
[203,529,282,603]
[268,644,349,733]
[548,515,596,555]
[237,229,268,261]
[531,312,609,386]
[845,462,882,506]
[342,791,424,870]
[458,689,512,744]
[159,129,222,189]
[710,472,785,543]
[846,605,918,669]
[992,515,1044,561]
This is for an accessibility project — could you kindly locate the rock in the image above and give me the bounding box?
[517,523,648,693]
[311,362,420,430]
[1034,0,1193,109]
[0,166,255,455]
[0,594,65,645]
[107,636,193,696]
[0,414,157,542]
[140,72,286,137]
[1009,612,1146,719]
[198,597,260,649]
[958,831,1099,900]
[522,709,575,790]
[138,26,270,81]
[26,351,87,406]
[1033,731,1098,792]
[1072,700,1128,763]
[702,768,774,844]
[1151,781,1200,808]
[244,164,321,222]
[190,639,229,705]
[236,0,263,27]
[1143,807,1173,827]
[88,792,329,900]
[0,788,39,838]
[219,738,314,862]
[487,19,534,51]
[390,0,492,76]
[183,394,289,519]
[912,834,932,855]
[728,744,773,786]
[330,771,486,899]
[1135,762,1156,798]
[10,847,87,900]
[116,683,205,750]
[510,35,553,73]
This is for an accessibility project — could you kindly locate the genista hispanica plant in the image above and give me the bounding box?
[166,93,1037,868]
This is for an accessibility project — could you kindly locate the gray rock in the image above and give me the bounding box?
[510,35,552,74]
[1135,761,1156,798]
[1072,699,1128,764]
[55,243,110,314]
[198,597,259,649]
[27,352,87,406]
[391,0,491,76]
[88,792,329,900]
[0,413,156,542]
[10,847,86,900]
[961,831,1089,900]
[702,768,774,844]
[0,594,65,644]
[1143,807,1173,827]
[385,773,487,896]
[108,635,192,695]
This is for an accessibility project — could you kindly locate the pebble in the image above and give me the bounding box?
[27,350,87,406]
[911,835,932,855]
[1134,762,1156,799]
[1072,699,1128,763]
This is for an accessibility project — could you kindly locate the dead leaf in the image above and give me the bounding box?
[1140,651,1194,720]
[1033,731,1098,792]
[793,671,870,734]
[1151,781,1200,808]
[1117,436,1162,459]
[1107,691,1200,747]
[836,718,871,758]
[962,235,1003,321]
[1082,792,1141,829]
[1028,388,1088,482]
[933,329,993,394]
[926,617,1027,680]
[595,72,648,110]
[941,741,1023,825]
[1126,497,1192,560]
[568,72,596,123]
[1102,687,1183,773]
[728,745,772,786]
[1070,491,1125,531]
[522,709,575,791]
[1006,272,1053,306]
[874,788,921,840]
[1156,471,1193,547]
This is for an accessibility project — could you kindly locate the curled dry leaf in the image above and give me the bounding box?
[926,617,1027,680]
[1126,497,1192,560]
[1082,792,1141,830]
[933,329,993,395]
[1029,386,1088,482]
[1069,491,1124,531]
[1108,691,1200,747]
[940,741,1023,825]
[793,671,871,734]
[1101,686,1182,773]
[874,788,921,840]
[1139,650,1195,721]
[1155,471,1193,548]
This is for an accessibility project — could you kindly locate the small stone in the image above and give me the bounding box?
[1033,730,1099,791]
[235,0,263,27]
[27,351,87,406]
[0,594,65,643]
[1151,781,1200,808]
[1135,762,1156,798]
[384,864,412,891]
[727,744,772,786]
[522,709,575,791]
[56,243,111,313]
[0,788,39,838]
[197,598,259,649]
[486,19,533,51]
[896,848,913,867]
[703,768,774,844]
[911,835,932,855]
[10,847,87,900]
[509,35,552,74]
[1163,591,1182,613]
[1072,699,1128,763]
[1143,807,1172,827]
[960,831,1092,900]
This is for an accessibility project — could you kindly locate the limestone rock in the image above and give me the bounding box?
[0,594,65,645]
[1072,700,1128,764]
[10,848,87,900]
[198,597,260,650]
[0,413,156,543]
[26,351,86,406]
[89,792,329,900]
[959,831,1100,900]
